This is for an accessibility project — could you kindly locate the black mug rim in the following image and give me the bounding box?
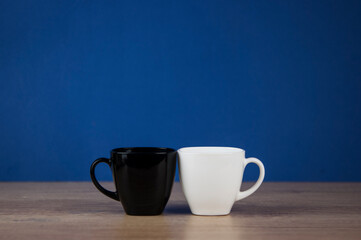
[111,147,176,155]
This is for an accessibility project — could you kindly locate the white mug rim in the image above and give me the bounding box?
[178,146,245,155]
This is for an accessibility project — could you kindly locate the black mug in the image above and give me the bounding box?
[90,147,177,216]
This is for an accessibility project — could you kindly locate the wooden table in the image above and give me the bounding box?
[0,182,360,239]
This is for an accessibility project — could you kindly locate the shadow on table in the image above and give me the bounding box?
[44,199,191,215]
[233,203,322,217]
[164,204,191,215]
[36,199,123,215]
[164,204,307,217]
[41,198,318,217]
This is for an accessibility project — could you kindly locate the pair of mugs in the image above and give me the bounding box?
[90,147,265,216]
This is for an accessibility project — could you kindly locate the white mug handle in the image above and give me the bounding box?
[236,157,265,201]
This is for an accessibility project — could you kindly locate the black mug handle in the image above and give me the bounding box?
[90,158,119,201]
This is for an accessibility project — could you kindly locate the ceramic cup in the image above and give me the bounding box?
[178,147,265,215]
[90,147,177,216]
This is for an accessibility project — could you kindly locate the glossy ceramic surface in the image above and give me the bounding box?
[178,147,265,216]
[90,147,177,216]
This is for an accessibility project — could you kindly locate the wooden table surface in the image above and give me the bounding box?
[0,182,360,240]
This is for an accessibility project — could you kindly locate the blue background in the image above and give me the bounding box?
[1,0,360,181]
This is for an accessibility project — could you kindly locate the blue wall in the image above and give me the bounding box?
[1,0,360,181]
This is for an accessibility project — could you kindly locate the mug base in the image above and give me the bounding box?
[126,212,163,216]
[124,208,164,216]
[123,204,166,216]
[125,211,163,216]
[191,211,231,216]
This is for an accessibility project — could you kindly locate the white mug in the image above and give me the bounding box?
[178,147,265,215]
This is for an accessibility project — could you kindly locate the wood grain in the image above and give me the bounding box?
[0,182,361,240]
